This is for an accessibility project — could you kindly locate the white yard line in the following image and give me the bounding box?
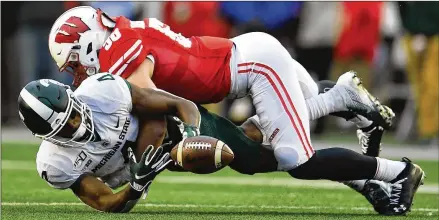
[1,202,438,213]
[2,160,438,194]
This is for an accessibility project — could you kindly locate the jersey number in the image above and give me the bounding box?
[104,28,122,51]
[97,74,115,82]
[148,18,192,48]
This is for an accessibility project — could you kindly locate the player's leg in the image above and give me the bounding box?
[244,83,398,213]
[296,77,397,209]
[316,80,385,157]
[232,32,384,170]
[243,109,401,215]
[289,148,425,215]
[232,32,315,171]
[292,59,367,125]
[294,60,389,157]
[246,55,386,157]
[305,71,395,130]
[273,55,391,134]
[231,32,424,215]
[291,44,394,131]
[286,77,424,216]
[170,104,395,213]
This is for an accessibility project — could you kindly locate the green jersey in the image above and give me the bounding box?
[400,2,439,36]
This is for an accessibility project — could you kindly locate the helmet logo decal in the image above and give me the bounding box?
[39,79,51,87]
[55,16,90,44]
[39,79,68,88]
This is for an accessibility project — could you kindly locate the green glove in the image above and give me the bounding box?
[172,116,200,139]
[182,124,200,138]
[129,144,172,192]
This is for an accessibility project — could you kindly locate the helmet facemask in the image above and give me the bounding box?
[37,88,95,147]
[60,37,103,88]
[59,49,88,87]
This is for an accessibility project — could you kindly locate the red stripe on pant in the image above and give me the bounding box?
[238,62,253,67]
[237,64,312,159]
[255,63,315,155]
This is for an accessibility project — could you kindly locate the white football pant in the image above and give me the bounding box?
[229,32,319,171]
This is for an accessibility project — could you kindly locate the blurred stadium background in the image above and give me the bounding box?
[1,2,438,219]
[1,1,438,147]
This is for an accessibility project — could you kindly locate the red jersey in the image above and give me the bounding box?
[99,16,233,104]
[163,2,231,38]
[335,2,382,64]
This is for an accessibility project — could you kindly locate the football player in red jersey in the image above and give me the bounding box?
[47,7,424,215]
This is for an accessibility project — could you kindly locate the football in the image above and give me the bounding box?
[170,136,234,174]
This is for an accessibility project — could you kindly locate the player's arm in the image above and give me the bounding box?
[70,174,142,213]
[126,58,157,89]
[129,82,201,138]
[70,115,170,213]
[135,115,168,158]
[70,142,171,213]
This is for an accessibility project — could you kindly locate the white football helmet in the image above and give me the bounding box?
[48,6,115,86]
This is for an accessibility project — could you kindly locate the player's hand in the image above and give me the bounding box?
[128,144,172,192]
[172,116,200,139]
[182,124,200,138]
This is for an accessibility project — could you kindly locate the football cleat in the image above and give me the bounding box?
[334,71,395,130]
[380,157,426,216]
[362,180,392,214]
[356,122,385,157]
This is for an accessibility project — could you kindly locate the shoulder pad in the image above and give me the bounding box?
[99,28,148,78]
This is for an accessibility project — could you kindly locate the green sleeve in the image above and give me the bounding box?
[123,79,132,96]
[197,105,276,175]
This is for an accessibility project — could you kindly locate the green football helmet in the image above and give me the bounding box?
[17,79,94,147]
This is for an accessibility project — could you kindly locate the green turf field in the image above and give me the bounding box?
[2,142,438,220]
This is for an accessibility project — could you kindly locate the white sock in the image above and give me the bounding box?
[349,115,373,129]
[374,158,407,182]
[342,180,367,192]
[306,88,346,120]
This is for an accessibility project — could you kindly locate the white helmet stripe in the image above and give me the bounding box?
[20,89,58,124]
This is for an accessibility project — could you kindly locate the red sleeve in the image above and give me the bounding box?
[99,28,149,79]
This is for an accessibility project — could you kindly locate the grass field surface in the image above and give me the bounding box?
[1,142,438,219]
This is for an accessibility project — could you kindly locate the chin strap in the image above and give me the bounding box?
[72,71,88,87]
